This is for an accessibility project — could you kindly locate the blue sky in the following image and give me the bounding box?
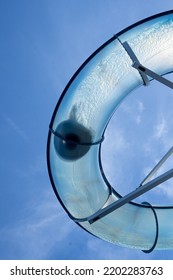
[1,0,173,260]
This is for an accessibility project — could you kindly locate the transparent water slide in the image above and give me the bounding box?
[47,11,173,250]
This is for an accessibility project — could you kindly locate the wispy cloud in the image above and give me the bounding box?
[138,100,145,113]
[0,190,75,259]
[154,116,168,139]
[134,100,145,124]
[3,115,28,141]
[28,155,46,175]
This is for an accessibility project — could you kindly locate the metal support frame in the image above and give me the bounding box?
[88,169,173,224]
[87,42,173,224]
[123,41,173,89]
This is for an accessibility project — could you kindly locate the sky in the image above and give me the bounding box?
[1,0,173,260]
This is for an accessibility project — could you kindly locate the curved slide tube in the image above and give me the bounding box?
[47,11,173,251]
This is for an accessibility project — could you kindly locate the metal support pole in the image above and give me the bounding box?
[140,146,173,186]
[88,169,173,224]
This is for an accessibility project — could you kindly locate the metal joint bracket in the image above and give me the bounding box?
[122,41,150,86]
[49,126,104,146]
[122,41,173,89]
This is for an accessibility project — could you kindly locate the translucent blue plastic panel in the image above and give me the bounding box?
[47,11,173,250]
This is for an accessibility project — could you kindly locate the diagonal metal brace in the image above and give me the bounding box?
[88,169,173,224]
[140,146,173,186]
